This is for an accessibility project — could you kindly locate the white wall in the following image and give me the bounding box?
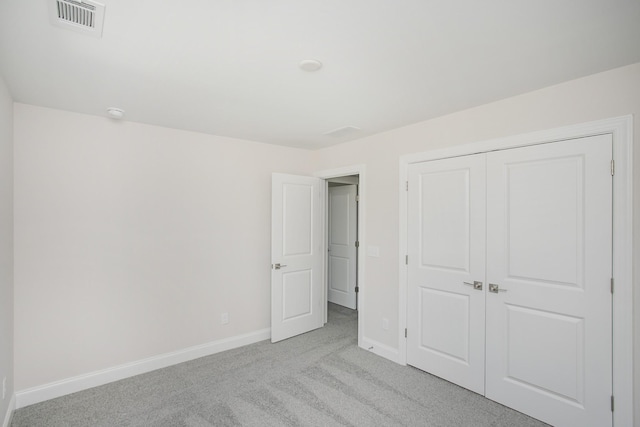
[313,63,640,423]
[13,105,313,390]
[0,75,14,422]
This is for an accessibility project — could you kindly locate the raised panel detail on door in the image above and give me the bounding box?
[420,169,470,272]
[283,184,313,256]
[505,305,584,403]
[505,156,584,287]
[407,154,486,395]
[485,135,612,427]
[419,288,470,363]
[329,257,348,292]
[282,270,313,320]
[328,184,357,309]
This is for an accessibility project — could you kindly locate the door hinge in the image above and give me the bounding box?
[405,181,408,191]
[611,159,615,176]
[355,241,360,248]
[356,194,360,202]
[611,395,614,412]
[405,328,407,338]
[355,286,359,293]
[611,278,614,294]
[405,255,408,265]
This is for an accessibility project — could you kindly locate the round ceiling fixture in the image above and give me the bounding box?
[299,59,323,72]
[106,107,125,120]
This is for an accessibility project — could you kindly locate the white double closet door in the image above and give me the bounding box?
[407,135,613,427]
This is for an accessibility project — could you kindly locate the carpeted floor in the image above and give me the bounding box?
[11,304,548,426]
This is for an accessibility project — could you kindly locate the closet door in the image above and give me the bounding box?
[407,154,486,394]
[485,135,613,427]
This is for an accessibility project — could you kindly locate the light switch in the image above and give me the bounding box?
[367,246,380,257]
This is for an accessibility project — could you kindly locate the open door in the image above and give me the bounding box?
[271,173,324,343]
[328,184,358,309]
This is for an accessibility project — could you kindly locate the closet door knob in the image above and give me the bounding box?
[489,283,507,293]
[463,281,483,290]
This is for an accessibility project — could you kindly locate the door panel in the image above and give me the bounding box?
[283,184,314,256]
[504,155,583,286]
[420,169,472,271]
[328,184,357,309]
[282,270,313,320]
[407,154,486,394]
[419,288,470,363]
[485,135,612,427]
[272,174,323,343]
[504,305,584,402]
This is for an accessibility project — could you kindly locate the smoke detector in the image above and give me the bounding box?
[49,0,106,38]
[106,107,125,120]
[299,59,323,72]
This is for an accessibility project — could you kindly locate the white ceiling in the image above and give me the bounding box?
[0,0,639,149]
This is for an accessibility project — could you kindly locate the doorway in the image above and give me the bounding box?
[324,175,360,345]
[270,165,366,350]
[327,175,359,311]
[318,166,365,349]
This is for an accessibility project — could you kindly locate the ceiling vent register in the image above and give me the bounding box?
[49,0,105,38]
[323,126,361,138]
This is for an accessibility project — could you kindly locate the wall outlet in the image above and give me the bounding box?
[2,376,5,400]
[221,312,229,325]
[382,318,389,330]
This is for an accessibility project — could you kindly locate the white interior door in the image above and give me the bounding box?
[406,154,487,394]
[485,135,613,427]
[271,173,324,343]
[328,184,358,309]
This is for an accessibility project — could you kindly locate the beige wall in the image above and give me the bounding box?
[313,62,640,422]
[11,63,639,422]
[13,105,313,390]
[0,74,14,421]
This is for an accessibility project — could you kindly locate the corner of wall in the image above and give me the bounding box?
[0,74,14,427]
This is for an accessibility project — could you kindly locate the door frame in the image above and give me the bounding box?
[315,165,366,350]
[398,116,633,426]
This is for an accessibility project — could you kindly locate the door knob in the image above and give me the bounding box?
[489,283,507,293]
[272,263,287,270]
[463,281,483,290]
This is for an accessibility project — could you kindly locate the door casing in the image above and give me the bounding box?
[399,116,633,426]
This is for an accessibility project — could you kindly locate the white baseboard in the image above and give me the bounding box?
[15,328,271,409]
[360,336,401,364]
[2,395,15,427]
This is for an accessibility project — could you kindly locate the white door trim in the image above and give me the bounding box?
[315,165,366,352]
[398,116,633,427]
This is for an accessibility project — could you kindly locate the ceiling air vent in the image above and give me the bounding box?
[49,0,106,38]
[323,126,361,138]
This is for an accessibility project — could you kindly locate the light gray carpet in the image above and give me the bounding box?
[11,304,549,426]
